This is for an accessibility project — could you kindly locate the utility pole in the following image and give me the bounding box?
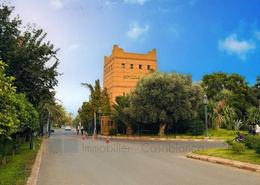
[47,111,51,137]
[203,94,209,138]
[93,111,97,140]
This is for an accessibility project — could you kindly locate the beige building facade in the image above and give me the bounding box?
[101,45,157,135]
[103,44,157,103]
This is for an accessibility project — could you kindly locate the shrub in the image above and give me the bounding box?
[231,142,246,154]
[244,135,260,149]
[189,119,204,136]
[109,128,117,136]
[226,140,245,154]
[256,144,260,155]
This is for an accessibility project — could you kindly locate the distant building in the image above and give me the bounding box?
[101,45,157,135]
[103,44,157,103]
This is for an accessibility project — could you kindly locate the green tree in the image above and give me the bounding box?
[1,61,39,159]
[112,96,133,135]
[222,106,237,130]
[82,80,102,112]
[202,73,257,118]
[252,76,260,105]
[130,72,203,136]
[78,102,93,132]
[0,5,59,107]
[80,79,111,133]
[38,100,63,136]
[0,61,19,139]
[247,107,260,125]
[14,93,39,149]
[101,88,111,115]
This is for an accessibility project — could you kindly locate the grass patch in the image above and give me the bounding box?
[118,129,247,140]
[208,129,246,140]
[170,129,246,140]
[0,138,41,185]
[194,148,260,165]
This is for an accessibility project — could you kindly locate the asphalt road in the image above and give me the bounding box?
[37,129,260,185]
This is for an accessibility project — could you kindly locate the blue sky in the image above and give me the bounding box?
[7,0,260,115]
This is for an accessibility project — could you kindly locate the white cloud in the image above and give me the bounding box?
[218,34,255,60]
[102,0,149,6]
[123,0,149,5]
[50,0,64,9]
[126,23,150,40]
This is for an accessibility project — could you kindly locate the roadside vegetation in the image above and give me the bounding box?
[0,138,41,185]
[194,147,260,165]
[0,4,71,184]
[77,71,260,139]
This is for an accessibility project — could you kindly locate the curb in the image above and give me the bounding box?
[186,152,260,173]
[26,138,46,185]
[98,135,224,142]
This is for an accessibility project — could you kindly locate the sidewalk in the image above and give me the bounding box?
[187,152,260,173]
[27,138,46,185]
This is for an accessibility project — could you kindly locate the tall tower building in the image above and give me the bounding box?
[101,45,157,135]
[103,45,157,103]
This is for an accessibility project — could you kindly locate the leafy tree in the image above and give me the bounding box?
[78,101,93,132]
[112,95,133,135]
[80,79,111,133]
[38,100,63,136]
[130,72,203,136]
[1,61,39,157]
[15,94,39,134]
[246,107,260,125]
[100,88,111,115]
[202,73,257,118]
[222,106,237,130]
[82,80,102,112]
[0,5,59,107]
[0,61,19,139]
[73,114,81,127]
[253,76,260,104]
[14,93,39,149]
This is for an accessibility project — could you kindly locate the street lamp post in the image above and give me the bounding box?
[93,110,97,140]
[93,108,102,140]
[98,108,102,135]
[203,94,209,138]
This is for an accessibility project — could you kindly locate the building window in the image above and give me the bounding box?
[139,64,142,69]
[130,64,134,69]
[147,65,151,70]
[121,63,125,68]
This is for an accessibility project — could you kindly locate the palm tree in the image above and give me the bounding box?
[112,95,133,135]
[38,100,63,136]
[81,80,103,135]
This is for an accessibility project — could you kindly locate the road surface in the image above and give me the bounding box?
[37,129,260,185]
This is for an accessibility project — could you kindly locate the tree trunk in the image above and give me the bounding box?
[1,139,7,165]
[158,123,167,137]
[1,157,7,165]
[126,123,133,135]
[29,132,33,150]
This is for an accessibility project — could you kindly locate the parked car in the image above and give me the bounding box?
[65,126,71,131]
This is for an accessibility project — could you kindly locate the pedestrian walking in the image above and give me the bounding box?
[77,124,80,135]
[81,125,84,135]
[256,124,260,135]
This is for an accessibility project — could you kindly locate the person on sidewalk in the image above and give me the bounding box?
[76,125,79,135]
[81,125,84,135]
[77,124,81,135]
[256,124,260,135]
